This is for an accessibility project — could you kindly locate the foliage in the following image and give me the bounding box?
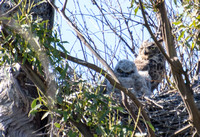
[1,0,199,136]
[172,1,199,81]
[0,1,139,136]
[173,1,199,50]
[31,75,136,136]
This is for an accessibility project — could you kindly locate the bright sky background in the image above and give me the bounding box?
[54,0,151,67]
[53,0,199,89]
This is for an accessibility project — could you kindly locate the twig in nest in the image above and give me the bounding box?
[170,124,192,137]
[144,96,163,109]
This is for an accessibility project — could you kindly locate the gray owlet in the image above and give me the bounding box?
[134,40,165,92]
[106,59,151,101]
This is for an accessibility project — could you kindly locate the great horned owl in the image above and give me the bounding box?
[106,59,151,99]
[134,40,165,92]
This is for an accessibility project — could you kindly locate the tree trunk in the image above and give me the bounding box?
[0,66,43,137]
[156,1,200,135]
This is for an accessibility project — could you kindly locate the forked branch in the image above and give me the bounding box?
[138,0,200,135]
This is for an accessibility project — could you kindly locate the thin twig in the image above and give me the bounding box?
[144,96,163,109]
[61,0,68,12]
[92,0,135,55]
[47,0,117,81]
[170,124,192,137]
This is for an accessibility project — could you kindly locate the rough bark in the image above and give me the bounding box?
[0,0,55,136]
[0,66,43,137]
[155,1,200,135]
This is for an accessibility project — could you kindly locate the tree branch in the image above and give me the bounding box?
[57,49,155,136]
[69,119,93,137]
[138,0,177,70]
[48,1,155,136]
[138,0,200,135]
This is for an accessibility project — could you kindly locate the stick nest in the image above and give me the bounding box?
[142,86,200,136]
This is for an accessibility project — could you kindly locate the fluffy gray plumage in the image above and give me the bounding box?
[106,59,151,98]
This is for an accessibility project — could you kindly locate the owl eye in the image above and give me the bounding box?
[117,68,124,73]
[127,70,134,74]
[150,47,156,50]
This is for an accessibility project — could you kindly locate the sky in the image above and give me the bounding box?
[52,0,199,89]
[54,0,151,70]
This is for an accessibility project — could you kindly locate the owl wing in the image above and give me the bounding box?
[133,74,151,96]
[134,59,150,71]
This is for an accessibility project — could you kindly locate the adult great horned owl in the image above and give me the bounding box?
[134,40,165,92]
[106,59,151,98]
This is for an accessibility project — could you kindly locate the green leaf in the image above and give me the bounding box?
[29,109,38,115]
[191,42,195,50]
[178,30,185,41]
[173,0,177,5]
[31,99,37,108]
[0,17,11,22]
[22,53,27,64]
[33,104,42,110]
[146,121,155,132]
[57,95,64,104]
[2,35,12,45]
[54,122,61,128]
[63,111,69,122]
[134,6,139,16]
[55,66,62,74]
[60,41,69,44]
[112,106,124,111]
[68,130,78,137]
[55,110,63,115]
[60,64,68,79]
[173,21,182,25]
[57,43,68,54]
[189,20,196,27]
[130,0,135,8]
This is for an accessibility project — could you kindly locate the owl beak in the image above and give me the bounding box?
[144,50,148,55]
[122,73,127,77]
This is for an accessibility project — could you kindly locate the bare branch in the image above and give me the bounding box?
[61,0,68,12]
[92,0,135,55]
[171,124,192,137]
[47,0,117,81]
